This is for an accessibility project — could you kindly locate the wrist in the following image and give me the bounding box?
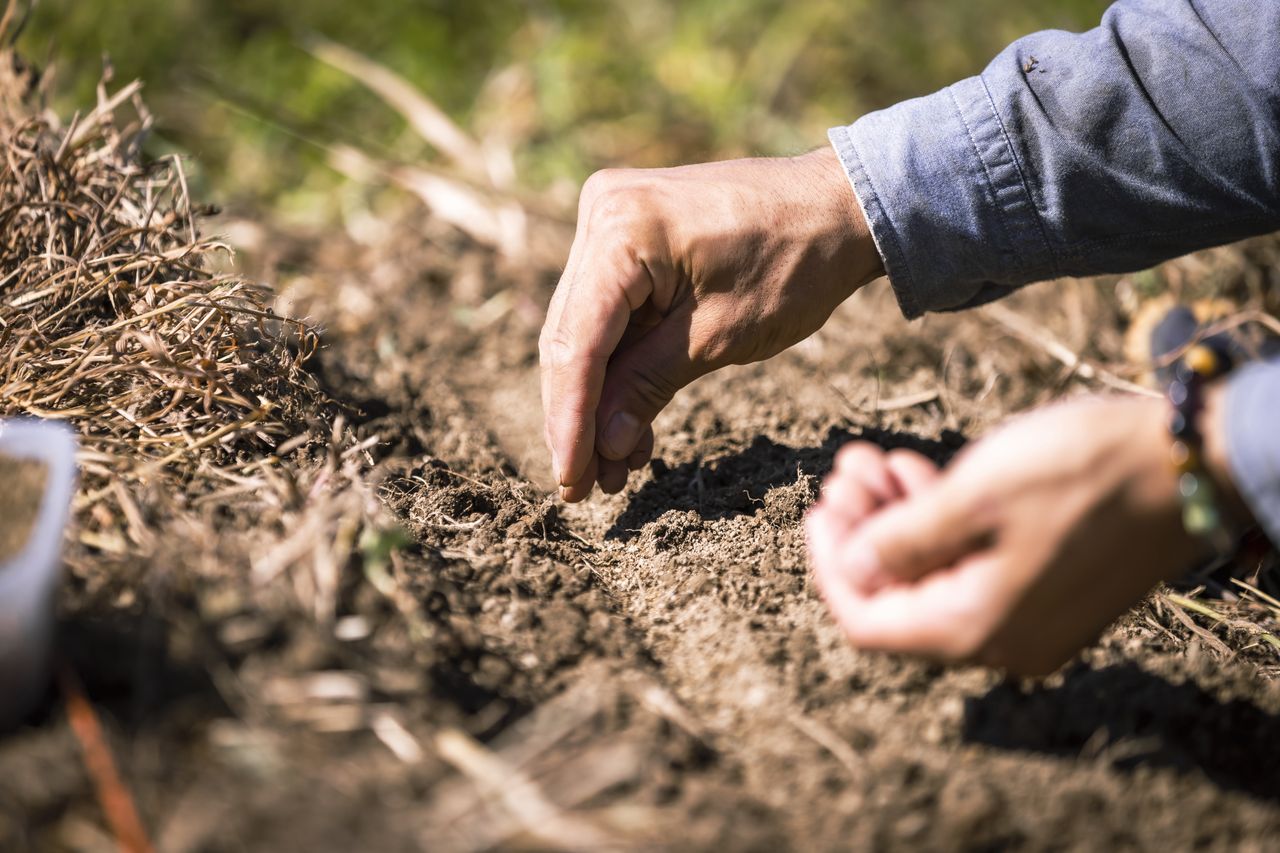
[1133,380,1253,568]
[1123,397,1211,576]
[794,147,885,294]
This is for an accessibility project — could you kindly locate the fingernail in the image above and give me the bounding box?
[551,449,563,484]
[602,411,641,458]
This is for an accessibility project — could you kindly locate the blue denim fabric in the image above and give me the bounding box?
[1227,361,1280,547]
[828,0,1280,544]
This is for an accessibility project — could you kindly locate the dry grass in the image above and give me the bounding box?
[0,61,321,491]
[0,31,392,630]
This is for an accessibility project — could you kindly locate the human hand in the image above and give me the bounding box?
[806,391,1243,676]
[539,148,883,501]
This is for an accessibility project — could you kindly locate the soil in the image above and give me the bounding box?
[2,219,1280,850]
[0,457,46,563]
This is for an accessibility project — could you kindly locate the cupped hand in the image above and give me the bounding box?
[806,390,1244,676]
[540,148,882,501]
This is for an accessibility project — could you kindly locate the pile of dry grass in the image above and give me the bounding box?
[0,65,320,480]
[0,41,384,622]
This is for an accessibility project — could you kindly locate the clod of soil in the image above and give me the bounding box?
[0,455,46,563]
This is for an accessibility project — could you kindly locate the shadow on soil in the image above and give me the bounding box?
[55,607,230,727]
[964,662,1280,804]
[606,425,965,541]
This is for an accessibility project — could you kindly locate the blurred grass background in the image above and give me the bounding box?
[21,0,1109,221]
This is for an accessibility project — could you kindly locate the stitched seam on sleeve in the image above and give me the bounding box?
[947,86,1017,269]
[978,78,1059,279]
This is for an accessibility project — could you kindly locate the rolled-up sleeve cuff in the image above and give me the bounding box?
[1226,362,1280,549]
[828,76,1057,319]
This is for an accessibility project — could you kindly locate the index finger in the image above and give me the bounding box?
[539,238,653,487]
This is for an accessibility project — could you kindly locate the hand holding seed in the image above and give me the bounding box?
[539,148,883,501]
[806,392,1246,676]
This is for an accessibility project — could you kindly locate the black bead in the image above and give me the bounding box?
[1169,409,1194,439]
[1206,339,1236,373]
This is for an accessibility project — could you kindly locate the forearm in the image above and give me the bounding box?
[830,0,1280,318]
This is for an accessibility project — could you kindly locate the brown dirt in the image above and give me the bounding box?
[0,456,45,562]
[53,215,1272,851]
[4,128,1280,852]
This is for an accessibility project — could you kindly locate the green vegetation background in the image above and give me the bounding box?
[24,0,1109,219]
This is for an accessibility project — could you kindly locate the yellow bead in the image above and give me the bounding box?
[1185,344,1220,377]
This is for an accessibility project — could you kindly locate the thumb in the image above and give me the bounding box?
[595,310,703,461]
[838,481,990,592]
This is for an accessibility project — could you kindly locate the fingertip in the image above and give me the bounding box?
[818,470,878,521]
[627,426,655,470]
[597,457,629,494]
[554,434,592,486]
[804,504,828,562]
[808,486,889,593]
[886,448,941,496]
[557,454,600,502]
[834,442,884,475]
[833,442,899,501]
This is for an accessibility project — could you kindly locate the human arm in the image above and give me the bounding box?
[539,0,1280,502]
[830,0,1280,318]
[807,0,1280,673]
[805,377,1264,676]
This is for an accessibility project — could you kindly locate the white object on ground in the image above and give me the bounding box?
[0,419,76,728]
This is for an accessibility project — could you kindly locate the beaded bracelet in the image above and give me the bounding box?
[1168,343,1236,556]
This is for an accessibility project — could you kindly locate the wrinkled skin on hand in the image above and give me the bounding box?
[806,390,1247,677]
[539,148,883,501]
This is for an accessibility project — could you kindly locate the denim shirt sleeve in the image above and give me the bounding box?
[828,0,1280,320]
[1227,361,1280,549]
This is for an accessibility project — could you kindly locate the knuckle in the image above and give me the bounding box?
[590,184,648,231]
[580,170,644,227]
[686,319,737,368]
[580,168,621,204]
[539,330,577,372]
